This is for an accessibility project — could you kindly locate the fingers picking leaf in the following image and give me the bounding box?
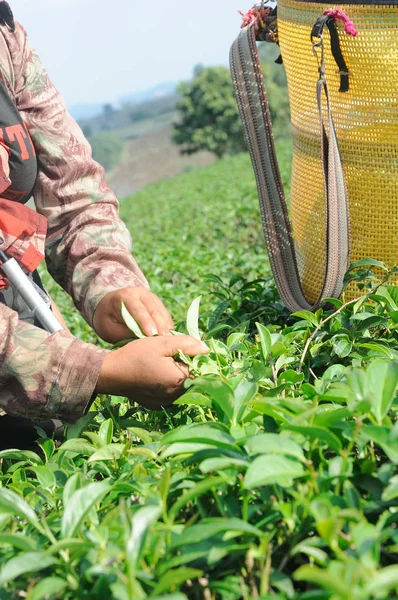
[121,301,146,339]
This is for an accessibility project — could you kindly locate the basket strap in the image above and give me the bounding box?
[229,25,350,311]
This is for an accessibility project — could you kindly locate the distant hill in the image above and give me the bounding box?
[118,82,177,106]
[69,103,104,121]
[69,82,177,121]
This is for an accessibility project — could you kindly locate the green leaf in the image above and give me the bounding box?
[173,392,212,408]
[200,457,248,473]
[0,488,44,534]
[0,552,58,586]
[365,566,398,596]
[294,565,349,597]
[99,419,114,445]
[30,577,67,600]
[361,425,398,464]
[291,311,319,327]
[243,455,305,489]
[371,286,398,310]
[88,444,126,462]
[162,423,237,452]
[191,377,235,421]
[169,476,227,520]
[59,438,96,456]
[382,475,398,501]
[186,296,202,340]
[233,380,258,424]
[245,433,305,461]
[161,442,213,458]
[283,424,342,452]
[126,504,162,575]
[152,568,203,596]
[127,427,153,445]
[291,537,328,566]
[256,323,272,358]
[46,539,93,556]
[366,359,398,422]
[386,285,398,308]
[62,472,82,506]
[66,412,96,440]
[346,258,388,272]
[151,596,188,600]
[31,466,56,489]
[0,534,37,552]
[332,334,352,358]
[0,449,42,464]
[358,342,394,360]
[61,480,111,538]
[121,301,146,338]
[170,518,263,548]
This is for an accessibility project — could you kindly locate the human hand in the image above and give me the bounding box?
[93,287,174,343]
[95,335,209,410]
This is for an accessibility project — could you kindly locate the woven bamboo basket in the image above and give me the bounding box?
[278,0,398,302]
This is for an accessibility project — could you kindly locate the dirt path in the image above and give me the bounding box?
[106,125,215,199]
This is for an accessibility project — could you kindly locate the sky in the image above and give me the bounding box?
[10,0,245,109]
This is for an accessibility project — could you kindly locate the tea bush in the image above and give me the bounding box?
[0,148,397,599]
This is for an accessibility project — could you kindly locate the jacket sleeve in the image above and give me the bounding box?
[8,23,148,327]
[0,303,110,422]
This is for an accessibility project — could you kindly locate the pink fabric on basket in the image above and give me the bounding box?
[324,8,358,36]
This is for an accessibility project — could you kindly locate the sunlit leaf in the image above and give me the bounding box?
[121,301,146,338]
[186,296,202,340]
[243,455,305,489]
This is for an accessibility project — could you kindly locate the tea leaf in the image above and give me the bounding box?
[0,488,44,535]
[366,359,398,422]
[245,433,305,461]
[244,455,305,489]
[186,296,202,340]
[294,565,349,597]
[152,568,203,596]
[88,443,126,462]
[256,322,272,358]
[365,566,398,596]
[0,552,58,586]
[30,577,68,600]
[283,425,342,452]
[126,504,162,574]
[61,480,112,538]
[121,301,146,338]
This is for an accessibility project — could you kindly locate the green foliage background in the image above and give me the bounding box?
[0,143,397,599]
[173,45,290,158]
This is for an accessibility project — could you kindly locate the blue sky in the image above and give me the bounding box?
[11,0,245,108]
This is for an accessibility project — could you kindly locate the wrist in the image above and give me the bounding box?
[95,350,117,395]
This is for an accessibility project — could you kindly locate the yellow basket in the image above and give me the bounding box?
[278,0,398,302]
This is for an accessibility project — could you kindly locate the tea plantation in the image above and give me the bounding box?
[0,143,397,600]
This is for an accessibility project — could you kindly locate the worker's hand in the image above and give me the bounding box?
[93,287,174,343]
[95,335,209,410]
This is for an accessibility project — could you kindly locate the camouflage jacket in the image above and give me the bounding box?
[0,20,148,422]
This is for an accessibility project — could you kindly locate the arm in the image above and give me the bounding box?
[0,303,109,422]
[0,304,209,420]
[9,22,148,327]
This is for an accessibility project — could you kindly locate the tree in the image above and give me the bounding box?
[173,66,247,159]
[101,103,115,131]
[89,131,123,172]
